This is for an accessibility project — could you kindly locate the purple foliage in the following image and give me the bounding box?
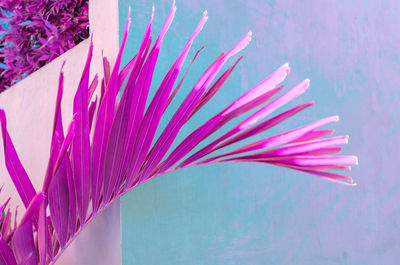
[0,0,89,91]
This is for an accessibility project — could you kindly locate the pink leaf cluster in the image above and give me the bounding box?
[0,2,357,264]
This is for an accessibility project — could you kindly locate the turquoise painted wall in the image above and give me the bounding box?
[119,0,400,264]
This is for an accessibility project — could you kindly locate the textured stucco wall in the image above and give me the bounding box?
[119,1,399,264]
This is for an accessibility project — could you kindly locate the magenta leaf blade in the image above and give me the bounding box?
[0,110,36,208]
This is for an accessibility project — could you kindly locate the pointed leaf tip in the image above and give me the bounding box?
[19,192,45,228]
[127,7,132,29]
[282,62,290,75]
[225,31,252,59]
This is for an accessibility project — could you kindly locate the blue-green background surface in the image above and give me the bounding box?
[119,1,400,264]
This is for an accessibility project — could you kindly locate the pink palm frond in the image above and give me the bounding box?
[0,2,357,264]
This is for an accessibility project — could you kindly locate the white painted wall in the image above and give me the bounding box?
[0,0,121,264]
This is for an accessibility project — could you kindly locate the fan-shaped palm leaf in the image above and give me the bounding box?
[0,2,357,264]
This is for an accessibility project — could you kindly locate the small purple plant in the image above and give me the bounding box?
[0,2,357,264]
[0,0,89,91]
